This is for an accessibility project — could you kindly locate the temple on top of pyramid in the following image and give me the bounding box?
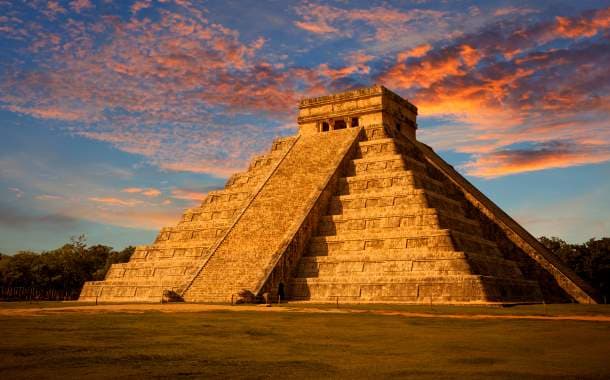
[79,85,599,304]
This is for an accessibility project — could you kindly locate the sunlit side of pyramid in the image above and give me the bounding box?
[80,85,598,304]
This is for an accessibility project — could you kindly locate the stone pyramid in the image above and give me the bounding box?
[80,85,598,304]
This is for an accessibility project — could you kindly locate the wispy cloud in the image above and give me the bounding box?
[1,1,609,183]
[89,197,141,207]
[122,187,162,197]
[8,187,24,199]
[170,188,209,202]
[35,194,64,201]
[462,141,610,178]
[69,0,93,13]
[0,1,348,178]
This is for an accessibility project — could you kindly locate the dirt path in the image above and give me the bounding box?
[1,303,610,322]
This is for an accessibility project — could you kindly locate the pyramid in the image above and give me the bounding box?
[80,85,598,304]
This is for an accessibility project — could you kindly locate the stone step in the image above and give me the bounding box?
[107,265,198,280]
[141,241,212,252]
[183,208,241,222]
[224,175,264,191]
[357,138,423,161]
[362,125,393,140]
[79,284,169,302]
[84,278,185,287]
[154,229,224,244]
[356,138,400,158]
[346,154,426,176]
[190,199,250,213]
[112,258,201,268]
[337,171,449,196]
[175,218,232,229]
[328,189,464,215]
[308,229,501,257]
[271,136,297,151]
[288,275,542,303]
[203,189,252,203]
[318,209,482,236]
[296,252,524,279]
[130,246,210,261]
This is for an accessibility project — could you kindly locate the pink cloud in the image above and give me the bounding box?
[70,0,93,13]
[89,197,141,207]
[131,0,152,14]
[493,7,539,17]
[463,142,610,178]
[170,189,208,202]
[122,187,162,197]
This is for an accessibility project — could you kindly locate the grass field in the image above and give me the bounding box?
[1,303,609,379]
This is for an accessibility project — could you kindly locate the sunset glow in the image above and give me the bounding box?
[1,0,609,252]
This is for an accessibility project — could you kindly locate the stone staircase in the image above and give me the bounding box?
[289,126,543,303]
[181,128,362,302]
[79,136,297,302]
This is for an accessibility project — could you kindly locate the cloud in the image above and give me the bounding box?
[2,1,609,182]
[45,1,67,18]
[0,1,344,178]
[170,188,209,202]
[8,187,24,199]
[463,141,610,178]
[131,0,152,14]
[35,194,64,201]
[122,187,162,197]
[0,156,188,231]
[89,197,141,207]
[551,7,610,39]
[293,2,500,54]
[69,0,92,13]
[294,2,449,43]
[493,7,539,17]
[381,44,481,88]
[377,6,610,177]
[0,203,79,229]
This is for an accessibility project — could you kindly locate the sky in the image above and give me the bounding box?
[1,0,609,253]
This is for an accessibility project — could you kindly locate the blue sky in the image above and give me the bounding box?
[1,0,609,253]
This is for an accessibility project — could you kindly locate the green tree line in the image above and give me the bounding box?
[0,236,133,294]
[539,236,609,301]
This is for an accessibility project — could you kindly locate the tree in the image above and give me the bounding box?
[0,237,134,298]
[540,236,610,301]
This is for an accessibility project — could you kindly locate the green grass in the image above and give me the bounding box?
[1,307,609,379]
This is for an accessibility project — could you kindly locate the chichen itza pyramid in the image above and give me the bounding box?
[80,85,598,304]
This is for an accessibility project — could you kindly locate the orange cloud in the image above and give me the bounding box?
[397,44,432,61]
[552,8,610,39]
[377,7,610,178]
[170,189,209,202]
[122,187,162,197]
[381,44,481,89]
[464,142,610,178]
